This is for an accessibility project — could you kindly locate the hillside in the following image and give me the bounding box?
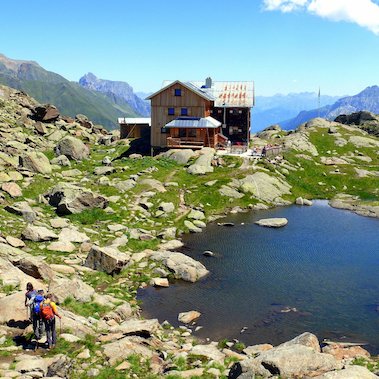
[0,53,139,129]
[0,84,378,378]
[79,73,150,117]
[252,92,341,132]
[280,86,379,130]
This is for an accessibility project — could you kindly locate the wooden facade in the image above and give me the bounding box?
[148,80,253,151]
[120,122,150,139]
[166,127,220,149]
[118,118,151,140]
[149,82,213,148]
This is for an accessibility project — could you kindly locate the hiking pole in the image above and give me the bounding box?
[59,317,62,335]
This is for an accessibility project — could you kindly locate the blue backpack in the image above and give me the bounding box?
[33,295,44,315]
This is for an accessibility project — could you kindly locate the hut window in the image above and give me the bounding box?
[174,88,182,96]
[181,108,188,116]
[168,108,175,115]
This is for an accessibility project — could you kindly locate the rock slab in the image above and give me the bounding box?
[85,245,130,274]
[255,218,288,228]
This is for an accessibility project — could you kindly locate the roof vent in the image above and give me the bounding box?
[205,77,212,88]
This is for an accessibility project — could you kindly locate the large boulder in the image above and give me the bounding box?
[19,151,52,174]
[240,172,292,203]
[32,104,60,122]
[178,310,201,324]
[296,197,313,206]
[58,227,90,243]
[241,333,341,378]
[2,182,22,197]
[283,131,319,156]
[0,256,42,289]
[13,255,55,281]
[320,156,349,165]
[303,117,333,129]
[219,185,244,199]
[255,218,288,228]
[22,225,58,242]
[56,136,90,161]
[110,318,160,336]
[84,245,130,274]
[190,343,225,363]
[312,365,378,378]
[278,332,321,352]
[187,148,215,175]
[321,344,370,360]
[184,220,202,233]
[14,355,50,376]
[103,302,133,323]
[47,240,76,253]
[103,336,154,365]
[48,277,95,303]
[150,251,208,282]
[349,135,379,148]
[46,354,72,378]
[0,289,44,325]
[51,154,71,167]
[158,202,175,213]
[161,149,196,164]
[59,309,95,337]
[46,182,108,215]
[187,209,205,220]
[4,201,37,222]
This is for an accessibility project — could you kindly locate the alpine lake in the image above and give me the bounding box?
[138,201,379,353]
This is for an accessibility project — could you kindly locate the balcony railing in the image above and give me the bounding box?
[167,137,204,148]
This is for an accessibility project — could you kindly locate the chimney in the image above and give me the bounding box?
[205,77,212,88]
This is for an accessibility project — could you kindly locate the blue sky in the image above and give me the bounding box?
[1,0,379,96]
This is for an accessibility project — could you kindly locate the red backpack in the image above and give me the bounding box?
[40,302,55,320]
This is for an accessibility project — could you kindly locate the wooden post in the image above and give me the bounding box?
[247,109,250,146]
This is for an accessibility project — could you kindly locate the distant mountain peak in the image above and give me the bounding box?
[357,85,379,95]
[78,73,150,117]
[0,53,40,72]
[0,53,140,129]
[82,72,98,81]
[279,84,379,130]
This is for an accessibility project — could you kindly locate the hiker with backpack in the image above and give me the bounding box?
[32,289,45,341]
[24,282,37,322]
[40,293,61,349]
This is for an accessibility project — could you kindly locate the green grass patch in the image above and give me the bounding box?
[44,337,79,358]
[0,280,19,295]
[62,296,111,319]
[352,357,379,372]
[66,208,116,225]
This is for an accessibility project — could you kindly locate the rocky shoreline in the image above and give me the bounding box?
[329,194,379,219]
[0,84,378,378]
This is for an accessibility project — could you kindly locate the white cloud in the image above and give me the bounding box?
[263,0,308,12]
[263,0,379,35]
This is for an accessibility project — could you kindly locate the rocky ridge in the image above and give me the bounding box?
[79,72,150,117]
[0,84,378,378]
